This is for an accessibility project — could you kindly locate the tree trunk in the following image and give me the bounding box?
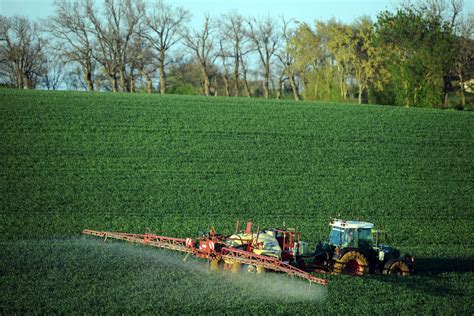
[223,74,230,97]
[129,71,135,93]
[222,62,230,97]
[84,69,94,92]
[289,75,299,101]
[24,74,33,89]
[263,78,269,98]
[338,66,344,101]
[442,75,451,108]
[159,67,166,95]
[443,91,449,108]
[244,78,252,98]
[402,79,409,108]
[399,63,410,107]
[204,76,210,96]
[340,78,344,101]
[112,77,118,92]
[200,65,210,96]
[358,84,363,105]
[119,66,127,92]
[141,70,153,94]
[243,78,251,97]
[414,87,419,108]
[341,79,347,101]
[458,73,465,109]
[241,60,251,98]
[109,73,117,93]
[276,76,283,100]
[15,64,23,89]
[338,65,348,101]
[302,72,308,100]
[233,56,240,96]
[82,61,94,91]
[263,64,270,99]
[159,51,166,95]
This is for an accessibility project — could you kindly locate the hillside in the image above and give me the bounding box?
[1,89,473,314]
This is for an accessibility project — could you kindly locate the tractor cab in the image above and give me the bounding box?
[328,219,374,249]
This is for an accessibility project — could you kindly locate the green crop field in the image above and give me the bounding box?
[1,88,473,314]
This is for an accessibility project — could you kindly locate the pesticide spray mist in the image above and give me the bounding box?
[86,237,328,303]
[3,237,326,314]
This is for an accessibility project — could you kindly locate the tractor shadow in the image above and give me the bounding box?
[369,257,474,298]
[414,257,474,276]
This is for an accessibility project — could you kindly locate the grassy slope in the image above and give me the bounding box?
[0,88,473,314]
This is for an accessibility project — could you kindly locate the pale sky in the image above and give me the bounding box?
[1,0,411,25]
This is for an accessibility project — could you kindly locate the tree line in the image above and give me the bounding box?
[0,0,472,108]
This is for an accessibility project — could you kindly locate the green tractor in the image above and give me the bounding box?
[312,219,415,275]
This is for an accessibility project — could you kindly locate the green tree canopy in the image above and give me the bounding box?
[374,7,457,107]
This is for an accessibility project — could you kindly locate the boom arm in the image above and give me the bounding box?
[83,229,194,254]
[82,229,328,285]
[221,247,328,285]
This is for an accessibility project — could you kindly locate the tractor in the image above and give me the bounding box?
[311,219,415,275]
[82,218,414,284]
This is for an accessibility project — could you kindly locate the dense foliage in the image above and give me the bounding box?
[374,8,457,108]
[291,5,473,109]
[0,89,473,313]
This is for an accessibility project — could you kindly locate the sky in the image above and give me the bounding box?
[1,0,412,25]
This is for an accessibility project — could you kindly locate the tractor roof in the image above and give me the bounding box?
[330,219,374,229]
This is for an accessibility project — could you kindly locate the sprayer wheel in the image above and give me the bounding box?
[209,259,222,270]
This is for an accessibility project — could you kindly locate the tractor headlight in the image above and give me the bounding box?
[378,251,385,261]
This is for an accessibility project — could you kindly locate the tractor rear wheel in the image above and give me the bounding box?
[383,260,410,276]
[332,251,368,276]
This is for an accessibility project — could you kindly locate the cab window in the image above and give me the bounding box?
[343,228,356,247]
[329,228,343,246]
[358,228,373,248]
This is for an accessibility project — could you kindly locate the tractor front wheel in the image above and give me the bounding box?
[332,251,368,276]
[383,260,410,276]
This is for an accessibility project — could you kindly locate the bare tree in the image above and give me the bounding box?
[128,32,156,93]
[239,49,252,97]
[219,12,248,96]
[39,54,63,90]
[424,0,464,28]
[64,65,87,90]
[274,62,285,99]
[182,16,215,96]
[85,0,117,91]
[0,61,17,87]
[247,16,280,98]
[276,18,300,100]
[217,39,231,96]
[86,0,143,92]
[0,18,17,87]
[143,0,189,95]
[0,15,45,89]
[48,0,95,91]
